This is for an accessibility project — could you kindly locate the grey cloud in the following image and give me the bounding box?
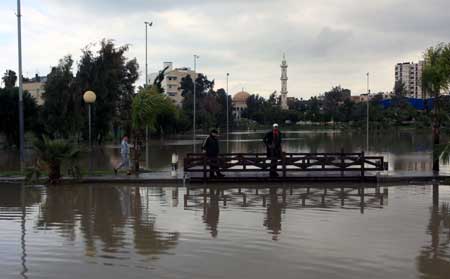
[339,0,450,36]
[43,0,276,14]
[2,0,449,98]
[309,27,354,57]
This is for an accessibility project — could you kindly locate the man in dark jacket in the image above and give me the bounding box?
[263,123,283,177]
[202,129,225,178]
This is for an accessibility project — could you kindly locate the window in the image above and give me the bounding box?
[168,92,177,97]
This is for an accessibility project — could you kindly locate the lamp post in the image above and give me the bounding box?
[366,72,370,152]
[144,21,152,169]
[226,73,230,153]
[16,0,25,171]
[144,21,153,86]
[193,54,199,152]
[83,90,96,172]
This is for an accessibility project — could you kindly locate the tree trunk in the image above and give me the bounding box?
[49,162,61,184]
[433,123,440,173]
[133,134,142,173]
[432,98,440,173]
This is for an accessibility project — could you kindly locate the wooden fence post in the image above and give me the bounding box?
[360,151,365,179]
[203,155,207,181]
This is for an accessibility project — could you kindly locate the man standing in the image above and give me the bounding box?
[202,129,225,178]
[114,135,131,175]
[263,124,283,177]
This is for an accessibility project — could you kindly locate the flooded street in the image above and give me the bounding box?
[1,184,449,279]
[0,129,446,173]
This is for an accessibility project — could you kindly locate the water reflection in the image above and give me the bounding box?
[1,130,446,172]
[3,184,450,278]
[36,186,179,260]
[185,185,388,239]
[417,202,450,278]
[263,188,283,240]
[0,185,41,279]
[203,188,220,238]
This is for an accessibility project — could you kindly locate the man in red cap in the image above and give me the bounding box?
[263,123,283,177]
[202,129,225,178]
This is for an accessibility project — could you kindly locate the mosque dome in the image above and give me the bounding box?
[232,91,251,103]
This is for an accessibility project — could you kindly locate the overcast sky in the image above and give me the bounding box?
[1,0,449,98]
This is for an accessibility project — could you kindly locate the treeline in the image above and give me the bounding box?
[241,84,445,129]
[1,40,140,147]
[0,39,232,148]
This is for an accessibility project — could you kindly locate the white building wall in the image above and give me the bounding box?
[395,61,425,98]
[149,62,199,107]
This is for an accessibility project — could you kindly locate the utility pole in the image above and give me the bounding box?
[366,72,370,152]
[193,54,199,152]
[17,0,25,171]
[144,21,152,169]
[145,21,152,86]
[226,73,230,153]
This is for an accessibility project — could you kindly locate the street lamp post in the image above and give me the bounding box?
[83,91,96,172]
[16,0,25,171]
[366,72,370,152]
[193,54,199,152]
[144,21,152,169]
[226,73,230,153]
[144,21,152,86]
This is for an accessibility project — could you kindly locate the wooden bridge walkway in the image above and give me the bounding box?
[184,152,388,183]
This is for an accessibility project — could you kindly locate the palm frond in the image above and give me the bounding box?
[438,143,450,165]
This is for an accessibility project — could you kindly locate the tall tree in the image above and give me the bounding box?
[180,73,216,130]
[215,88,233,128]
[2,70,17,89]
[41,56,81,139]
[422,43,450,173]
[75,40,139,144]
[152,65,170,93]
[131,87,175,172]
[323,86,351,121]
[0,87,39,147]
[393,80,407,97]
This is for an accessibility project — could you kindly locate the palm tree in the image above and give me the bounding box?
[422,43,450,173]
[131,86,176,172]
[27,136,81,184]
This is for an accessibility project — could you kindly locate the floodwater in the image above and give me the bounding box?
[0,129,445,172]
[0,183,449,279]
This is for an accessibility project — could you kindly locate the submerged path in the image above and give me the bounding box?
[1,170,450,185]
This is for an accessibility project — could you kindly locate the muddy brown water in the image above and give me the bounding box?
[0,130,446,173]
[1,183,449,279]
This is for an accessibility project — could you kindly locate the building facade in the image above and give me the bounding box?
[232,91,250,120]
[23,75,46,105]
[149,62,199,107]
[395,61,425,98]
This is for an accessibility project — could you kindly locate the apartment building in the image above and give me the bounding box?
[394,61,425,98]
[149,62,199,107]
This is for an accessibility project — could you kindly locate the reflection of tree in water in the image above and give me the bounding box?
[36,186,179,259]
[202,188,220,238]
[285,130,431,155]
[0,185,42,279]
[263,188,284,241]
[0,185,42,208]
[131,187,179,255]
[416,203,450,278]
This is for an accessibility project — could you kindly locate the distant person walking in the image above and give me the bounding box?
[202,129,225,178]
[263,124,283,177]
[114,135,131,175]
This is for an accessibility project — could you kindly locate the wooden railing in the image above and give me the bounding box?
[184,151,388,181]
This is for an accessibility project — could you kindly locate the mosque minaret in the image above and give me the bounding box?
[280,53,288,110]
